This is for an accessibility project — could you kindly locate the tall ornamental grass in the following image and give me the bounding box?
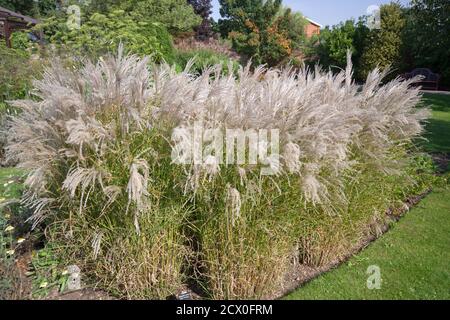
[4,48,430,299]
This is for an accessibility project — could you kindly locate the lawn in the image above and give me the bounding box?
[286,93,450,300]
[421,93,450,153]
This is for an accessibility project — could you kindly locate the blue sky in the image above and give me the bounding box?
[211,0,411,27]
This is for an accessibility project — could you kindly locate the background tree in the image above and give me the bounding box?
[358,3,405,80]
[316,20,357,68]
[218,0,293,66]
[188,0,213,40]
[402,0,450,87]
[0,0,56,17]
[83,0,201,35]
[314,18,368,79]
[40,9,176,61]
[276,6,308,50]
[131,0,201,35]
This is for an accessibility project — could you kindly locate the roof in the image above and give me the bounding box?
[0,6,39,25]
[306,17,322,28]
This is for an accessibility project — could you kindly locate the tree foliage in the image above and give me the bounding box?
[315,18,368,78]
[358,3,406,80]
[218,0,295,66]
[129,0,202,35]
[276,6,308,50]
[41,9,176,62]
[317,20,358,68]
[0,0,56,17]
[402,0,450,86]
[188,0,213,40]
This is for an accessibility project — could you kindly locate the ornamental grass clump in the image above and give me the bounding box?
[4,48,429,299]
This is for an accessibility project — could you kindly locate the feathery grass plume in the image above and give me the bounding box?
[126,158,150,234]
[5,46,430,299]
[226,186,242,227]
[92,231,103,260]
[153,57,428,205]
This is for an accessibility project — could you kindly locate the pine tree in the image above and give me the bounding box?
[217,0,291,66]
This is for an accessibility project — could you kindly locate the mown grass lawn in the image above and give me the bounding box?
[421,93,450,153]
[286,93,450,300]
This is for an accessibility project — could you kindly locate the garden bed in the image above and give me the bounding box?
[0,168,439,300]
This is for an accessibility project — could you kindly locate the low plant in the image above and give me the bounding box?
[0,207,17,299]
[28,245,69,299]
[0,42,40,102]
[0,168,27,299]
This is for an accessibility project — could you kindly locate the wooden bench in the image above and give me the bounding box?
[402,68,440,91]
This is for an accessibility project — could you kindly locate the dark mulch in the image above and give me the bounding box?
[432,153,450,174]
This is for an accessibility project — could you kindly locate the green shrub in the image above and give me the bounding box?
[0,42,44,163]
[129,0,202,35]
[358,3,406,80]
[86,0,202,35]
[10,31,33,52]
[401,0,450,87]
[0,0,56,17]
[312,18,369,81]
[219,0,294,66]
[0,42,34,101]
[41,10,176,62]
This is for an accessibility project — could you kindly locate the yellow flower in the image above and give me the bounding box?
[39,281,48,288]
[0,197,6,203]
[4,213,10,219]
[61,270,69,276]
[6,249,15,256]
[4,225,14,232]
[17,238,26,244]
